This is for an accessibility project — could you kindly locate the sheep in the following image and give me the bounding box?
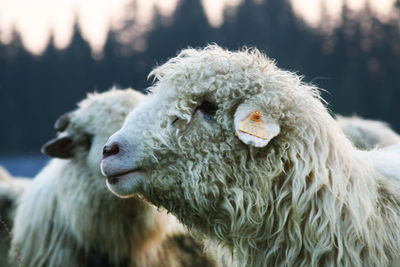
[0,167,32,226]
[9,88,216,267]
[101,45,400,267]
[0,166,11,181]
[0,167,31,267]
[337,115,400,150]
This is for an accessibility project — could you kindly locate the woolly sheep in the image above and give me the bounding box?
[0,166,30,267]
[337,115,400,150]
[101,46,400,266]
[9,89,216,267]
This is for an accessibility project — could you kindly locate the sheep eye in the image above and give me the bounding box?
[171,117,179,125]
[197,100,218,121]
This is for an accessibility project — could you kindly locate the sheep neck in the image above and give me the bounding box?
[213,116,400,266]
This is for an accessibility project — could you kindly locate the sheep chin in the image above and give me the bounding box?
[106,171,144,198]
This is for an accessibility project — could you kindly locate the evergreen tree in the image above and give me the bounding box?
[1,0,400,154]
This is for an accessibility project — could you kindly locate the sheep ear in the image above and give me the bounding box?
[41,136,74,159]
[54,112,70,132]
[234,104,280,147]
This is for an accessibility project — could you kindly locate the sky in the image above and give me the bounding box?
[0,0,396,56]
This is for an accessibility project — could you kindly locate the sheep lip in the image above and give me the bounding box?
[107,168,142,184]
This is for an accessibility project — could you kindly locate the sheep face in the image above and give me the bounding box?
[101,46,332,233]
[43,89,144,180]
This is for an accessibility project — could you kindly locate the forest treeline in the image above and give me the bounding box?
[1,0,399,154]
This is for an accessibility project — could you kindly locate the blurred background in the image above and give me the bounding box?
[0,0,399,176]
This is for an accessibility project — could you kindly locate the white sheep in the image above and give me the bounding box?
[10,89,216,267]
[0,166,31,267]
[101,45,400,266]
[337,115,400,150]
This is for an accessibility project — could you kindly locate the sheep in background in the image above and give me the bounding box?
[101,46,400,266]
[10,89,216,267]
[0,166,30,267]
[337,115,400,150]
[0,166,11,181]
[0,167,31,224]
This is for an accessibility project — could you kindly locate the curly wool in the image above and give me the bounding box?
[112,45,400,266]
[9,89,210,267]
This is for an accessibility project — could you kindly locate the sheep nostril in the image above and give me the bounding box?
[102,143,120,159]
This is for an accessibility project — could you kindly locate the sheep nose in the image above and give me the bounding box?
[102,142,120,159]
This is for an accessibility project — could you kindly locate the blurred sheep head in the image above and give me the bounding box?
[43,89,144,177]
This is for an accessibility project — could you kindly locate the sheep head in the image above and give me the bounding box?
[101,45,346,238]
[43,89,144,178]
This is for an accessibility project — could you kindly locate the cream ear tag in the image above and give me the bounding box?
[238,110,268,139]
[234,110,280,147]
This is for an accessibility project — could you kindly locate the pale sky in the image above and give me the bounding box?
[0,0,396,56]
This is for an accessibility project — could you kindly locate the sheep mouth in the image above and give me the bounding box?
[107,168,142,185]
